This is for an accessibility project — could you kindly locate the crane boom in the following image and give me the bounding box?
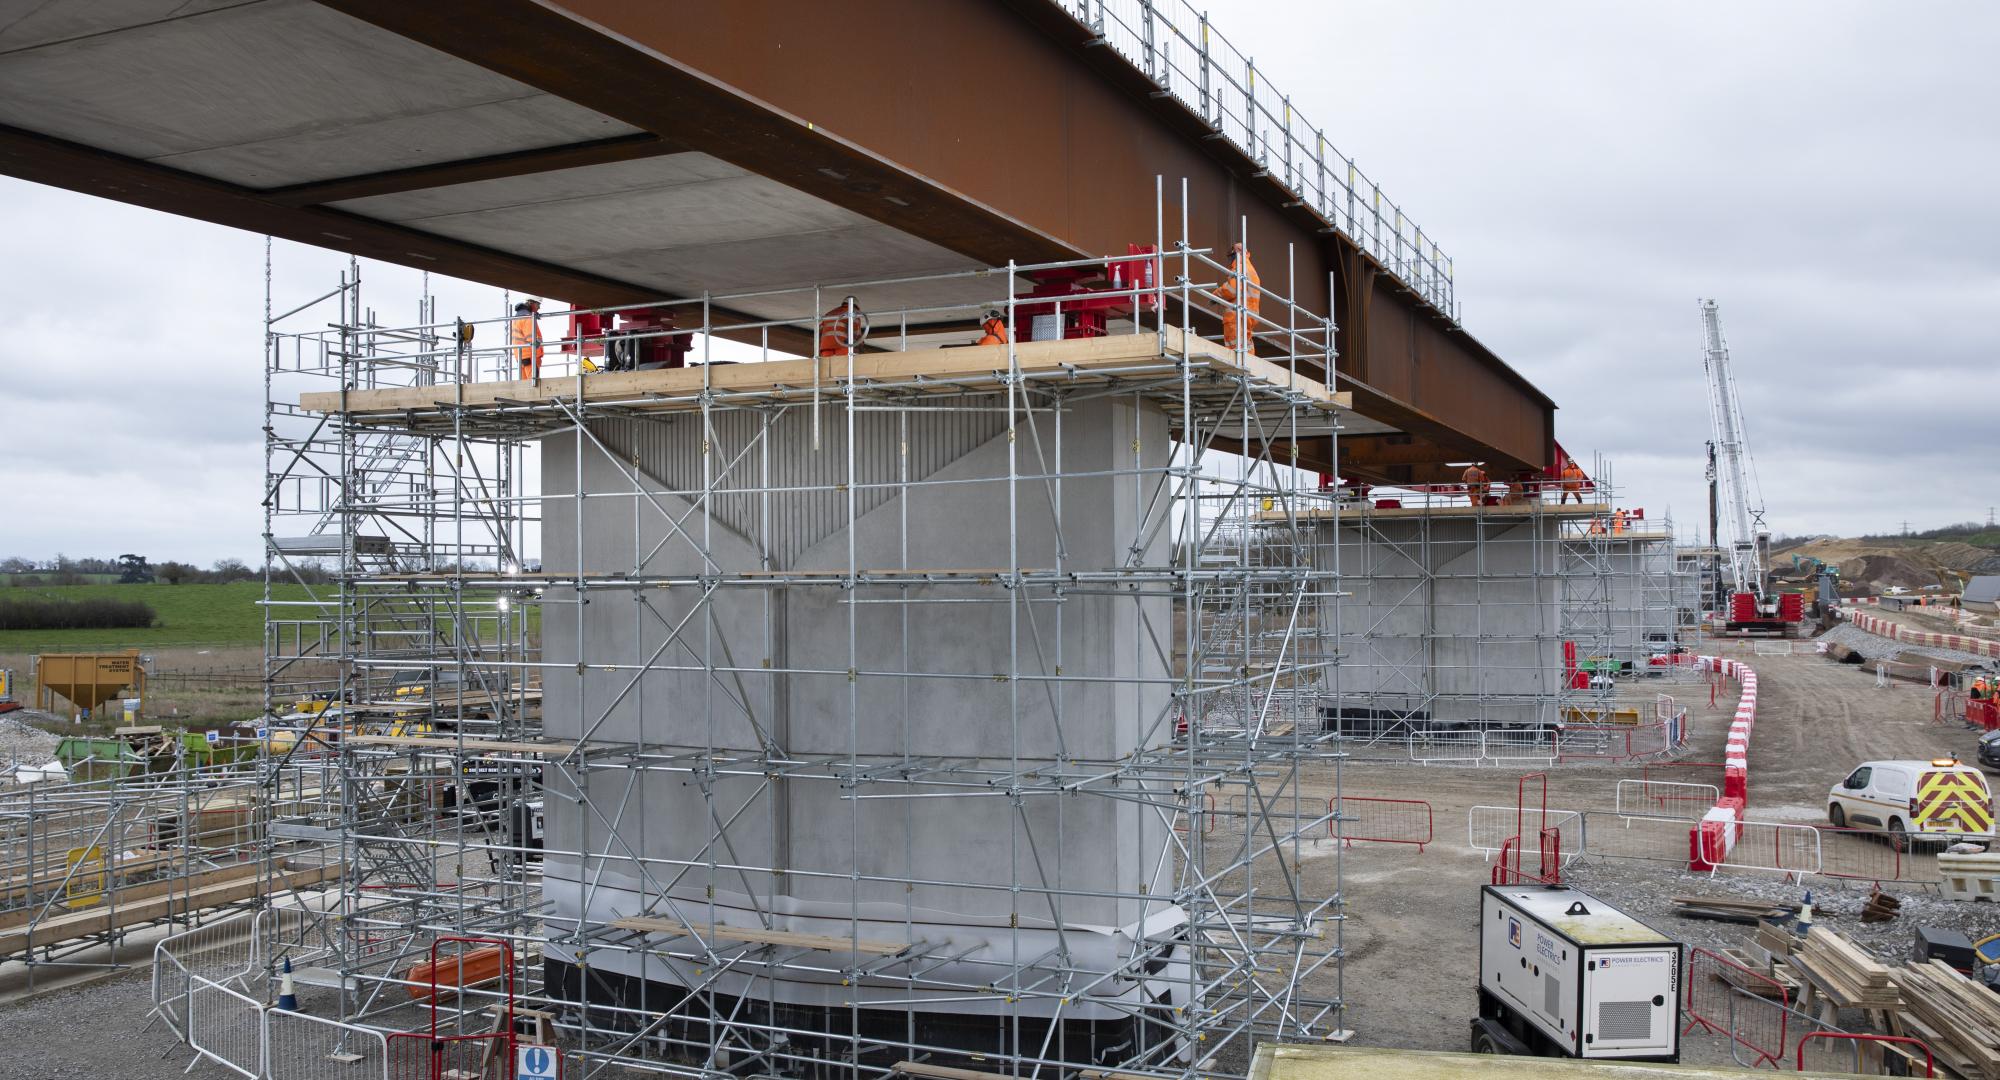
[1699,299,1764,597]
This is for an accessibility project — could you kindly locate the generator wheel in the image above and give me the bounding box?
[1471,1028,1504,1054]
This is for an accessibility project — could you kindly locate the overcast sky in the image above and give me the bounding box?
[2,1,1995,564]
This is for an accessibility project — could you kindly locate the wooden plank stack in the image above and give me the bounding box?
[1720,947,1798,998]
[1670,894,1800,925]
[1754,919,1797,959]
[1897,960,2000,1080]
[1789,927,1901,1008]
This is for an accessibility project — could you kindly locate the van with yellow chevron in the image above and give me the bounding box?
[1828,759,1996,852]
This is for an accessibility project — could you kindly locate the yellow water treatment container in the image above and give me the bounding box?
[35,651,147,718]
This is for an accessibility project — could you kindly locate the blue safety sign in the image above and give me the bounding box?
[517,1044,558,1080]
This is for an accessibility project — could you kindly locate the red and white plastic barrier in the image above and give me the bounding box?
[1841,607,2000,660]
[1691,656,1756,870]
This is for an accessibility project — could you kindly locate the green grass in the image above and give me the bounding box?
[0,581,538,652]
[0,582,308,650]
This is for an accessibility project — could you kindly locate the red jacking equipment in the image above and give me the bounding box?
[567,306,695,371]
[1011,244,1158,342]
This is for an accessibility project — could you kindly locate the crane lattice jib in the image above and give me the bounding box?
[1699,299,1762,596]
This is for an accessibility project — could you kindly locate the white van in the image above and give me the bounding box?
[1828,759,1996,850]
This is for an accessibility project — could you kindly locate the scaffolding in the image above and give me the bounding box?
[1269,457,1698,766]
[0,751,338,989]
[250,193,1352,1079]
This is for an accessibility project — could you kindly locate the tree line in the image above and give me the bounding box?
[0,596,157,630]
[0,554,336,586]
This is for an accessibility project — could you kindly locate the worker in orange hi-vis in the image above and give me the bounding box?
[975,309,1008,347]
[511,298,545,380]
[818,297,865,359]
[1461,463,1489,506]
[1612,507,1628,535]
[1216,243,1261,350]
[1559,459,1588,504]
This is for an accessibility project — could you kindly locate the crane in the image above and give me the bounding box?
[1699,300,1762,595]
[1698,300,1799,633]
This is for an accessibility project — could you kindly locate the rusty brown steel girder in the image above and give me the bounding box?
[316,0,1553,472]
[1209,435,1495,489]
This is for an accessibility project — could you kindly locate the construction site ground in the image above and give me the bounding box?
[4,643,1989,1076]
[1219,644,1986,1067]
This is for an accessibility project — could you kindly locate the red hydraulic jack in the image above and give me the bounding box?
[566,306,695,371]
[1010,244,1160,341]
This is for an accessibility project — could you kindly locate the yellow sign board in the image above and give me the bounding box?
[1914,770,1996,835]
[65,846,106,909]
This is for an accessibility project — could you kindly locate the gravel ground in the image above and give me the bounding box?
[1561,858,2000,963]
[0,969,236,1080]
[0,713,61,771]
[1818,622,1996,667]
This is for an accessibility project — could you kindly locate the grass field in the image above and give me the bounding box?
[0,581,537,652]
[0,582,308,650]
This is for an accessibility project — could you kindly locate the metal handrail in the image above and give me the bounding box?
[1068,0,1458,319]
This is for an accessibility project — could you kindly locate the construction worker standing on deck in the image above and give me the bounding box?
[1612,508,1629,535]
[1461,463,1489,506]
[1560,459,1588,504]
[511,299,545,380]
[1216,243,1261,351]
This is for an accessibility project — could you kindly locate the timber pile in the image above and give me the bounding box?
[1719,948,1798,998]
[1897,960,2000,1080]
[1862,889,1902,923]
[1671,894,1799,925]
[1789,927,1901,1008]
[1755,920,1797,959]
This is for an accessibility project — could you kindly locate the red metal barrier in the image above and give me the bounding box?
[389,1031,517,1080]
[1491,838,1546,885]
[1538,827,1563,884]
[1797,1033,1934,1077]
[1492,774,1568,884]
[1684,947,1788,1067]
[1329,796,1432,851]
[389,937,518,1080]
